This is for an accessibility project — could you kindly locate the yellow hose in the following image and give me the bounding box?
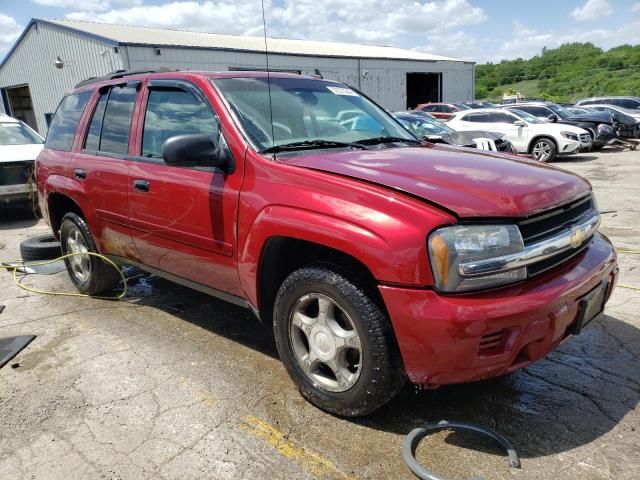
[1,252,127,299]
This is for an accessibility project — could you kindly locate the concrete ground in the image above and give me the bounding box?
[0,147,638,480]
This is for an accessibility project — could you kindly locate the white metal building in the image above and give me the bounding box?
[0,18,474,135]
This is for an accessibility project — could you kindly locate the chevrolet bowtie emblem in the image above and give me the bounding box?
[570,226,586,248]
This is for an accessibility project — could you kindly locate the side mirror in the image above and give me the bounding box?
[162,134,232,172]
[514,120,526,127]
[547,114,558,122]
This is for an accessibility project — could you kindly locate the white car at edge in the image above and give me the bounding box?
[0,114,44,206]
[447,108,591,162]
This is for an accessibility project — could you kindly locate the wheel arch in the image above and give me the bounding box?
[47,192,85,239]
[528,135,558,153]
[257,236,385,325]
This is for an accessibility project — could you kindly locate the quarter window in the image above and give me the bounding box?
[45,91,91,151]
[84,94,108,151]
[142,88,219,159]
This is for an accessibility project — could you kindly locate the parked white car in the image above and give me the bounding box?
[447,108,591,162]
[0,114,44,206]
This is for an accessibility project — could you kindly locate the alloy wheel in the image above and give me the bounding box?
[289,293,362,392]
[65,225,91,283]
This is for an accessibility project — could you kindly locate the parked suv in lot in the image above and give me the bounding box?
[37,70,618,416]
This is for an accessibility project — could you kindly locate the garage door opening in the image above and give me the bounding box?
[5,85,38,133]
[406,73,441,109]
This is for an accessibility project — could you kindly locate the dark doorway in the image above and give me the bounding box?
[6,85,38,132]
[406,72,441,109]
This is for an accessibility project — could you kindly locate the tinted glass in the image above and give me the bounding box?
[100,85,137,155]
[490,112,516,123]
[142,88,219,158]
[84,94,108,151]
[510,109,543,124]
[580,100,597,106]
[45,91,91,151]
[617,99,640,109]
[463,113,490,122]
[419,105,438,112]
[0,122,44,145]
[518,106,549,117]
[441,105,454,113]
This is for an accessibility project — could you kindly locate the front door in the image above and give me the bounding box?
[486,111,529,151]
[127,80,244,296]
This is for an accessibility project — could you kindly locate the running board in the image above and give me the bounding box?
[107,255,256,314]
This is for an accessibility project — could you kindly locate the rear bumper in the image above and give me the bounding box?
[380,233,618,386]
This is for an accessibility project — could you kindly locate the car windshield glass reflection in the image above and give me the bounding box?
[213,77,416,152]
[510,109,544,124]
[0,123,43,145]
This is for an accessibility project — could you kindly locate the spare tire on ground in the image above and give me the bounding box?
[20,234,61,261]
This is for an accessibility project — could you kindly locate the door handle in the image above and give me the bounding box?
[74,168,87,180]
[133,179,150,192]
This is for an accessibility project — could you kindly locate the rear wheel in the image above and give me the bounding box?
[273,266,405,417]
[59,212,120,295]
[531,138,557,162]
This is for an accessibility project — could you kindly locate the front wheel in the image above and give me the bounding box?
[531,138,557,162]
[273,267,405,417]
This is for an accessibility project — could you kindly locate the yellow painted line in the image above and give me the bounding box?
[240,415,358,480]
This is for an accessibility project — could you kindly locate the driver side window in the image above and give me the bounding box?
[142,88,219,159]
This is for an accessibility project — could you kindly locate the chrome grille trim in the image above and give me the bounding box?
[458,212,600,278]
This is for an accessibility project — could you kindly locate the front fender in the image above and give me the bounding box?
[238,204,436,307]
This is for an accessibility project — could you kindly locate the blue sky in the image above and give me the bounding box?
[1,0,639,63]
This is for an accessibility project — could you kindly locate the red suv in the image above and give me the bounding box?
[414,102,470,120]
[37,70,617,416]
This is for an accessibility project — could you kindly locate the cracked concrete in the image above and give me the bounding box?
[0,147,639,479]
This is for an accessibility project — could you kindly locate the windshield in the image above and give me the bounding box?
[546,104,572,119]
[509,109,544,124]
[212,77,416,152]
[0,122,44,145]
[396,115,454,137]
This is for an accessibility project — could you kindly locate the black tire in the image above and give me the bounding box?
[530,137,557,162]
[20,234,62,261]
[273,266,405,417]
[59,212,120,295]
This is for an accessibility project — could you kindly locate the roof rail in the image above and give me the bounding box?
[74,67,179,89]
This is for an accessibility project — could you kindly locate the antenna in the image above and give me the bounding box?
[261,0,276,154]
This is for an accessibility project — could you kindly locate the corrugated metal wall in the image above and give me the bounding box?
[126,45,474,111]
[0,22,123,134]
[0,21,473,132]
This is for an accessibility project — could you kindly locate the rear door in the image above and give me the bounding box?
[69,83,140,258]
[127,79,244,296]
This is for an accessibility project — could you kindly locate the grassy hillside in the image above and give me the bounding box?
[476,43,640,103]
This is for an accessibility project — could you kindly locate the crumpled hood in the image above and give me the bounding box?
[0,144,43,163]
[282,145,591,217]
[562,111,612,124]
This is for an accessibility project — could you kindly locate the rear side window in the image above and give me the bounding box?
[463,113,490,122]
[99,85,138,155]
[616,99,640,109]
[490,112,516,123]
[142,88,219,159]
[45,91,91,151]
[84,94,108,151]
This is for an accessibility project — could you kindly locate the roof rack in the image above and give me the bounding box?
[74,67,179,88]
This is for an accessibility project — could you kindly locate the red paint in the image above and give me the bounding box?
[414,103,468,120]
[36,71,617,387]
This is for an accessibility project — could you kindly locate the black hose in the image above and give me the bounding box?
[402,420,521,480]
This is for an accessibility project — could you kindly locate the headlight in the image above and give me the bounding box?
[597,124,614,133]
[561,131,579,141]
[428,224,525,292]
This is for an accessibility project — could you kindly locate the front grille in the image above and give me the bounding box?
[478,329,506,354]
[0,161,35,187]
[579,133,591,143]
[526,240,590,276]
[518,195,595,246]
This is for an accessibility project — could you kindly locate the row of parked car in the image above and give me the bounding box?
[406,96,640,162]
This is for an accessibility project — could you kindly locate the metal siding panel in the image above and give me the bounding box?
[0,22,123,134]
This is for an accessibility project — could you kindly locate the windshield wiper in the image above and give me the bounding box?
[262,139,367,154]
[354,136,423,146]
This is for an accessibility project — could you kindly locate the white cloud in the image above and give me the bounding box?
[571,0,612,22]
[65,0,487,49]
[493,19,640,62]
[0,13,22,55]
[632,2,640,13]
[31,0,142,12]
